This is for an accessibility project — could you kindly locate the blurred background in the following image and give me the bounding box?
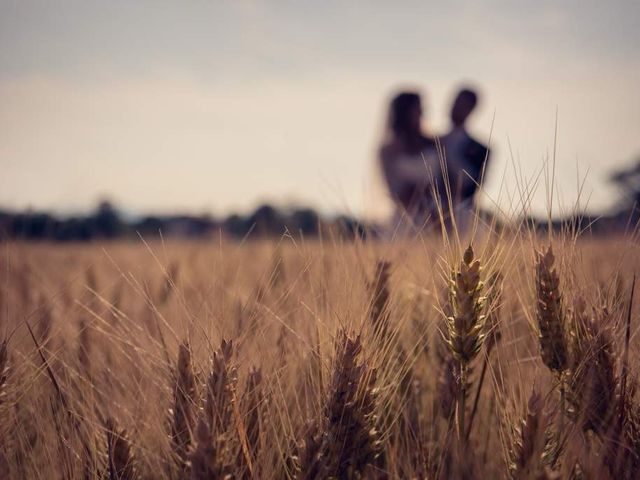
[0,1,639,238]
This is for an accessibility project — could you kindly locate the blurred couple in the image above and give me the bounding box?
[379,88,489,237]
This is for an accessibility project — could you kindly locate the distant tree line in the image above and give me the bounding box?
[0,201,370,241]
[5,166,639,242]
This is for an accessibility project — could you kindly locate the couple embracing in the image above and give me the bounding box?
[379,88,490,236]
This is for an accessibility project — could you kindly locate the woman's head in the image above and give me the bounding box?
[388,91,422,139]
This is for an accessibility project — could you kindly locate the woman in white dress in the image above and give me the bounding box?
[378,91,441,236]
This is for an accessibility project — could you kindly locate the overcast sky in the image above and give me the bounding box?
[1,1,639,219]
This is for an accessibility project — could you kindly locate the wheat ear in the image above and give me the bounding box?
[535,246,568,375]
[171,341,197,476]
[298,331,382,479]
[446,245,486,441]
[190,339,244,478]
[106,418,137,480]
[509,390,559,479]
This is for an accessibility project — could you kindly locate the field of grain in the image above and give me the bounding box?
[0,231,639,479]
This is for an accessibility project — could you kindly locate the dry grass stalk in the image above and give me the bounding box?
[0,340,9,478]
[0,340,7,407]
[484,271,503,351]
[85,265,98,294]
[36,295,54,349]
[0,445,7,478]
[368,260,391,339]
[408,287,430,360]
[159,261,180,305]
[77,317,92,378]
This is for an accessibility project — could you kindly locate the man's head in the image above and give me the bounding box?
[450,88,478,127]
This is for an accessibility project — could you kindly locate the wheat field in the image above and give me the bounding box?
[0,229,639,479]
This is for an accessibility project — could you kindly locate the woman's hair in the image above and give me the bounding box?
[388,91,421,137]
[382,91,426,155]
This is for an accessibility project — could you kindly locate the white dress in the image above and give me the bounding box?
[381,146,441,236]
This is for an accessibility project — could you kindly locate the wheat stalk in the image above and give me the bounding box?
[189,419,233,480]
[106,418,137,480]
[298,331,382,479]
[567,300,616,436]
[171,341,197,476]
[190,339,253,478]
[0,340,7,408]
[368,260,391,340]
[534,246,568,375]
[0,339,9,478]
[242,367,263,465]
[445,245,486,442]
[509,390,558,480]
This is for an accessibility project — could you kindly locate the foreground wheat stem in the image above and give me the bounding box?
[619,275,635,429]
[0,340,7,408]
[446,245,486,443]
[466,271,502,442]
[534,246,569,436]
[508,389,557,478]
[190,339,241,479]
[171,341,196,476]
[297,331,382,479]
[465,343,491,443]
[458,366,467,442]
[106,418,137,480]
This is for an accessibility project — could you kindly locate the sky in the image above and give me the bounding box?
[1,1,639,219]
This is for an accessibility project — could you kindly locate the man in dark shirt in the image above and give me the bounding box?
[441,88,490,231]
